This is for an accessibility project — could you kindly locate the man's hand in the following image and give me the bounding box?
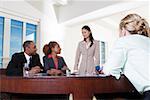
[29,66,42,74]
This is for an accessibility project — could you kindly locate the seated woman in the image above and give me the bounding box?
[96,14,150,100]
[44,41,68,76]
[42,43,69,100]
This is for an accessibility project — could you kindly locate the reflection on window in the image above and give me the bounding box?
[100,41,106,66]
[26,23,37,43]
[10,19,23,57]
[0,17,4,68]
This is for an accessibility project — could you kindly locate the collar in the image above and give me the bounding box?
[24,52,31,61]
[48,54,52,58]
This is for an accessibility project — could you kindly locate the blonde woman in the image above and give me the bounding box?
[101,14,150,99]
[74,25,100,75]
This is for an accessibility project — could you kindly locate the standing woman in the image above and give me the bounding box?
[74,25,100,75]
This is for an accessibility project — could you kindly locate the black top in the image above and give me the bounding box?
[6,52,43,76]
[44,56,67,73]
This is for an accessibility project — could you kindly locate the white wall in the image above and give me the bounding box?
[39,1,66,62]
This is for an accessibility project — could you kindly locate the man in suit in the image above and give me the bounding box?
[6,40,43,76]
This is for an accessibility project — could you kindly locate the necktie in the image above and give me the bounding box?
[29,57,32,68]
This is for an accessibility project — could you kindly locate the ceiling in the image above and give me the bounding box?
[94,4,149,30]
[25,0,123,22]
[25,0,149,27]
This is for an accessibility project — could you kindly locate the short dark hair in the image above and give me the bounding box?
[23,40,33,51]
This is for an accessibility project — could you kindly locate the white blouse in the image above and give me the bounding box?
[103,35,150,93]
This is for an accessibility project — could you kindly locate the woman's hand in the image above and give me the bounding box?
[61,66,68,70]
[95,66,104,74]
[47,69,63,76]
[97,70,104,74]
[72,70,79,75]
[74,67,78,71]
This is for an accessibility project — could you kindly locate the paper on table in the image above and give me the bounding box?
[98,74,109,77]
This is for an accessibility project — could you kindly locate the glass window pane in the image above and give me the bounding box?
[26,23,37,43]
[10,19,23,57]
[100,41,106,66]
[0,16,4,68]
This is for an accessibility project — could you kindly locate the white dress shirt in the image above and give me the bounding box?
[103,35,150,93]
[24,52,31,67]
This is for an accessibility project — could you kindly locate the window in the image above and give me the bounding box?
[100,41,106,66]
[26,23,37,42]
[0,17,4,67]
[0,14,38,68]
[10,19,23,57]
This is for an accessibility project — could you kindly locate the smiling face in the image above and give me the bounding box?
[82,29,91,39]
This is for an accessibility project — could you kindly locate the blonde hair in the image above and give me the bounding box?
[119,14,150,37]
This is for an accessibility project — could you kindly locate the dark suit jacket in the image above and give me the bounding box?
[6,52,43,76]
[43,56,46,68]
[44,56,67,74]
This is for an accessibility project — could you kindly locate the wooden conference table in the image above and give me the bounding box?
[0,69,138,100]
